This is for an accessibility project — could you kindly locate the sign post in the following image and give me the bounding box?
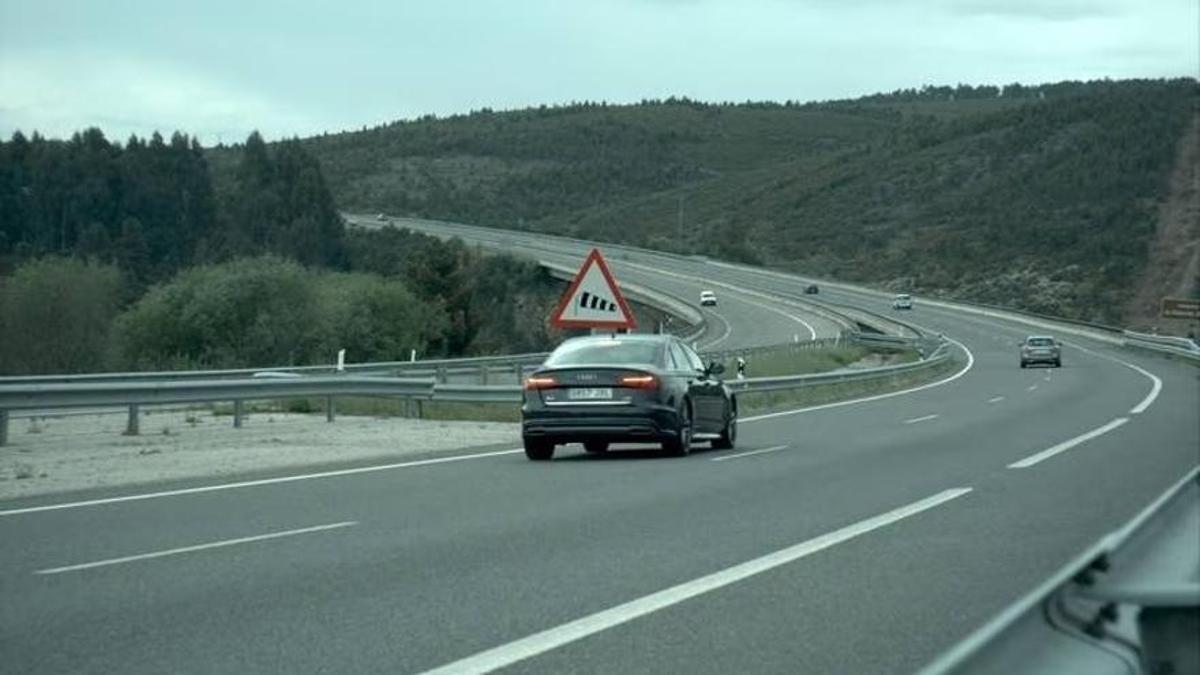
[549,248,637,332]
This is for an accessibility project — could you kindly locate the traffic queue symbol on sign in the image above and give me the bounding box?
[549,248,638,330]
[578,291,616,312]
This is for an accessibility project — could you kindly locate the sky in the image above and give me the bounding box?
[1,0,1195,144]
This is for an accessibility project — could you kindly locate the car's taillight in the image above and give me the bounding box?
[620,374,659,389]
[524,375,558,390]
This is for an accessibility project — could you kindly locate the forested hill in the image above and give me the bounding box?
[0,131,564,374]
[303,78,1198,324]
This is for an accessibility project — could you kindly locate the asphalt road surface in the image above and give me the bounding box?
[2,223,1196,674]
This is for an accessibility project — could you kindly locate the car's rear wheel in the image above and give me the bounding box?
[663,404,692,457]
[1020,360,1027,368]
[712,406,737,450]
[583,441,609,454]
[524,439,554,461]
[1054,359,1062,368]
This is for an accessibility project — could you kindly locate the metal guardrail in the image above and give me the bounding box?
[1123,331,1200,362]
[0,376,436,444]
[0,376,435,411]
[432,383,521,403]
[0,352,553,386]
[0,336,954,445]
[920,466,1200,675]
[439,338,950,404]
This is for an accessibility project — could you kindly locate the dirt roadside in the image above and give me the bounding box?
[0,410,520,501]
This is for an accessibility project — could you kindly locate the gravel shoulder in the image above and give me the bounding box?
[0,409,519,501]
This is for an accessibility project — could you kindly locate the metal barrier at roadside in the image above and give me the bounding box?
[1122,331,1200,362]
[0,335,956,445]
[920,467,1200,675]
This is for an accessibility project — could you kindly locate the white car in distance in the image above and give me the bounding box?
[700,290,718,307]
[892,293,913,310]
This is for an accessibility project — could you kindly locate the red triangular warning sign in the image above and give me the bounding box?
[550,249,638,330]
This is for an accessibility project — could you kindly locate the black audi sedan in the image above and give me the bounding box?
[521,334,737,460]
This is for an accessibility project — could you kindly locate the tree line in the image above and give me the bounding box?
[0,129,346,284]
[0,130,564,374]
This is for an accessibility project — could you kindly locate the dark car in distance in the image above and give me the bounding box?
[804,284,819,294]
[521,334,737,460]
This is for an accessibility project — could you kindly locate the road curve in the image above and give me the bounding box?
[1,221,1196,674]
[351,215,848,347]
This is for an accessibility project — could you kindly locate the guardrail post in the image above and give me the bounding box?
[0,410,8,447]
[326,395,335,423]
[514,363,523,384]
[415,399,424,419]
[233,400,244,428]
[124,404,140,436]
[437,365,448,384]
[479,366,489,385]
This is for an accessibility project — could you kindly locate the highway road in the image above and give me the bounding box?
[351,216,852,349]
[1,223,1196,674]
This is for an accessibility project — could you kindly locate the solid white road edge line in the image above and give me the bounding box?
[910,305,1161,417]
[0,449,523,517]
[1008,418,1130,469]
[710,445,788,462]
[903,414,939,425]
[418,488,973,675]
[34,521,357,575]
[740,336,974,424]
[698,309,734,350]
[987,396,1005,404]
[1027,384,1038,391]
[1065,342,1162,414]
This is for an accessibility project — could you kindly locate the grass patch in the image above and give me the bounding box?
[212,396,520,423]
[738,355,960,417]
[420,401,521,423]
[319,396,519,422]
[716,344,918,378]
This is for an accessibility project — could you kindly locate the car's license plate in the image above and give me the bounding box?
[569,387,613,400]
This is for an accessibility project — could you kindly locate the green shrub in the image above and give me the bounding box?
[111,256,444,369]
[0,257,122,374]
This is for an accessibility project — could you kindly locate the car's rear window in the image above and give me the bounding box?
[545,340,664,366]
[1026,337,1055,346]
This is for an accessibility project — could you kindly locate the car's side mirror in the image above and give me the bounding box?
[707,361,725,376]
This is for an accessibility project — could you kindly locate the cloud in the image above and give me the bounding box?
[0,51,320,143]
[0,0,1193,142]
[945,0,1123,21]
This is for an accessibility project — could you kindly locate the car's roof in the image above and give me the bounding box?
[700,290,716,295]
[1025,335,1055,340]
